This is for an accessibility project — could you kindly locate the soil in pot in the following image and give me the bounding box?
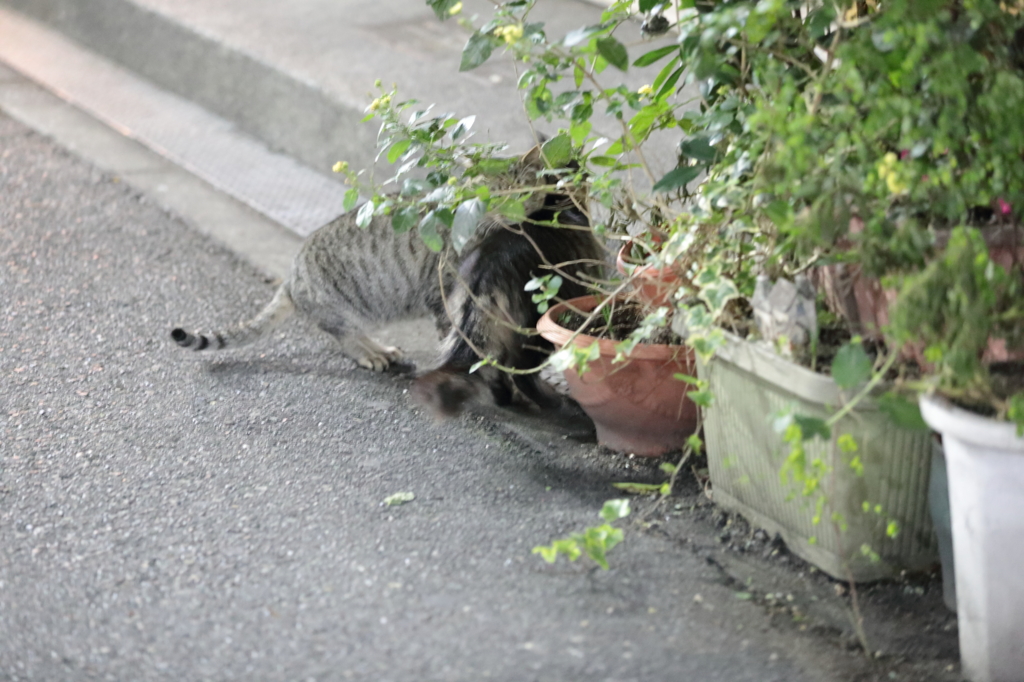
[537,296,698,457]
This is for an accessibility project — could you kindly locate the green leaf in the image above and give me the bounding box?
[563,24,605,48]
[652,58,681,92]
[426,0,460,20]
[652,165,701,192]
[595,37,629,72]
[418,210,449,252]
[541,133,573,168]
[451,198,486,254]
[611,482,664,494]
[654,66,684,99]
[764,200,793,231]
[807,4,836,38]
[497,198,526,222]
[386,139,412,164]
[343,188,359,212]
[633,45,677,68]
[793,415,831,441]
[600,498,631,522]
[451,115,476,140]
[638,0,660,11]
[1009,392,1024,436]
[679,137,717,163]
[700,277,740,317]
[356,200,375,229]
[570,119,592,146]
[391,205,419,234]
[877,392,929,431]
[688,389,713,408]
[401,178,433,197]
[627,106,661,142]
[745,6,778,44]
[831,343,873,390]
[588,155,618,167]
[383,491,414,506]
[460,31,496,72]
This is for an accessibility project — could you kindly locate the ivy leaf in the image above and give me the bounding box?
[699,276,740,318]
[633,45,677,68]
[541,133,573,168]
[356,200,375,229]
[460,31,496,72]
[451,198,486,254]
[599,498,631,522]
[831,343,873,390]
[653,165,701,192]
[595,37,629,72]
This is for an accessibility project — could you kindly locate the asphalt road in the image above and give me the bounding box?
[1,113,899,681]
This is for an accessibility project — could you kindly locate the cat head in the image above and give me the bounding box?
[467,142,588,220]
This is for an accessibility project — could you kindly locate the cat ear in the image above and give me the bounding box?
[519,144,546,172]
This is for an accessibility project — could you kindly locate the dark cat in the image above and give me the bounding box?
[412,189,602,415]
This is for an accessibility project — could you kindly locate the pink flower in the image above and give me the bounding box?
[899,149,910,160]
[997,197,1013,216]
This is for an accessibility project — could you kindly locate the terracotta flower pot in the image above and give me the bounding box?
[537,295,699,457]
[615,242,682,308]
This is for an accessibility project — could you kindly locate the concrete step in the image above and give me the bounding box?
[0,0,609,187]
[0,7,350,237]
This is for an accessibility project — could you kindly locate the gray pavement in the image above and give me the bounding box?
[0,0,962,678]
[0,110,785,681]
[0,113,956,681]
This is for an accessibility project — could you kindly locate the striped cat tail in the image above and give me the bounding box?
[170,286,295,351]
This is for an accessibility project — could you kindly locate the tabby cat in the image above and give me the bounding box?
[170,146,604,414]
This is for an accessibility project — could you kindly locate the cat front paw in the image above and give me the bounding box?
[356,345,405,372]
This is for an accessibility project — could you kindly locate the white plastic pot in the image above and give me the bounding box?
[919,395,1024,682]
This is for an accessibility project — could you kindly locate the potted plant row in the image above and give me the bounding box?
[344,0,1023,677]
[651,1,1024,678]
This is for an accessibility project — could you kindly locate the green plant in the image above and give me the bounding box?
[533,499,631,570]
